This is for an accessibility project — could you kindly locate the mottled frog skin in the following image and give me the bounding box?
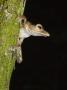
[17,15,50,63]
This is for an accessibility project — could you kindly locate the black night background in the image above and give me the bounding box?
[10,0,67,90]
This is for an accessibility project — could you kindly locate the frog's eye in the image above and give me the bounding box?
[19,37,21,40]
[36,24,42,29]
[21,19,25,24]
[20,15,27,24]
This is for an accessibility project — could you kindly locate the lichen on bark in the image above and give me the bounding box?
[0,0,25,90]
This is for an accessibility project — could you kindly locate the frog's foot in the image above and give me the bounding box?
[17,57,23,64]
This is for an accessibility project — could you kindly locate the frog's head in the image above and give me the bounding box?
[30,24,50,37]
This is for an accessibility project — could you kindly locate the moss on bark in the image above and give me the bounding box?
[0,0,25,90]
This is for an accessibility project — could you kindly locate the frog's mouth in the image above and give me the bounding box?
[29,30,50,37]
[38,30,50,37]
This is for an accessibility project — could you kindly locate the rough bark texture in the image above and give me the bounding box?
[0,0,25,90]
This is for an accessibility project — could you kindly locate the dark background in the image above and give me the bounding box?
[10,0,67,90]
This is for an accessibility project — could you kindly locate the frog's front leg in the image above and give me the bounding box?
[16,46,23,63]
[16,37,24,64]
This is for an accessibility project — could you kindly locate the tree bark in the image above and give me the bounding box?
[0,0,25,90]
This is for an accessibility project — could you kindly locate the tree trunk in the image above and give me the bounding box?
[0,0,25,90]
